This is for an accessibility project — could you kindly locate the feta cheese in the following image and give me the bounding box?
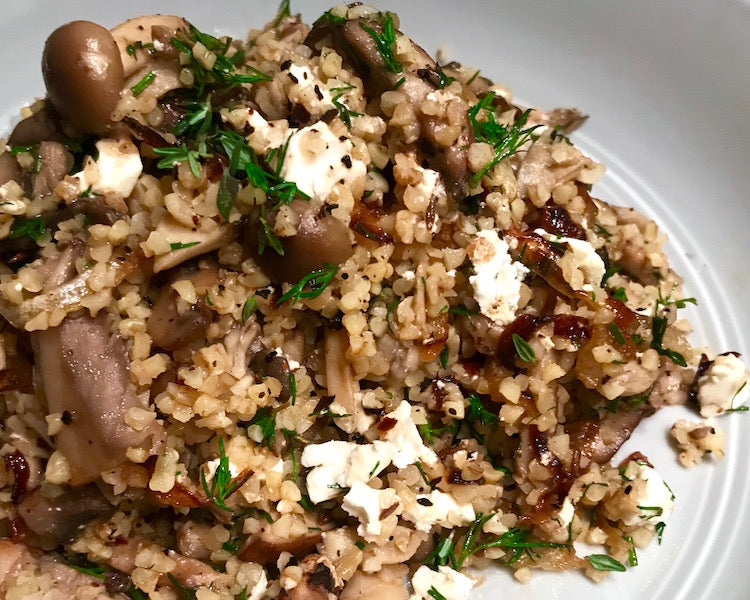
[535,228,605,292]
[381,401,438,467]
[281,122,366,202]
[301,440,393,503]
[286,64,334,115]
[342,481,401,540]
[220,106,291,155]
[74,138,142,198]
[556,496,575,530]
[620,462,674,528]
[410,566,474,600]
[302,401,437,503]
[467,229,529,325]
[401,489,475,532]
[247,569,268,600]
[697,353,749,417]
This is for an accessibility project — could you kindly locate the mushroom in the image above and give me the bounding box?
[146,263,218,351]
[238,525,322,564]
[42,21,125,134]
[279,555,342,600]
[32,141,73,198]
[31,313,164,485]
[0,152,22,187]
[18,485,114,549]
[8,105,63,146]
[244,200,354,284]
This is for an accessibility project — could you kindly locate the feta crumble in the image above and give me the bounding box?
[620,461,674,528]
[467,229,529,325]
[342,481,401,540]
[380,401,438,468]
[535,228,605,292]
[410,565,474,600]
[697,353,749,417]
[280,122,366,202]
[401,489,475,532]
[74,138,142,198]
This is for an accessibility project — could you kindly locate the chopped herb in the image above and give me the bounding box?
[168,573,198,600]
[153,144,206,178]
[200,438,239,512]
[241,296,258,323]
[415,460,431,487]
[299,494,315,511]
[428,586,447,600]
[727,405,749,412]
[448,305,479,317]
[130,71,156,96]
[467,394,498,426]
[368,461,381,478]
[169,241,200,250]
[217,167,240,221]
[454,516,567,569]
[257,215,284,256]
[465,69,480,85]
[512,333,536,363]
[467,94,540,185]
[393,76,406,89]
[248,407,276,448]
[623,536,638,567]
[355,540,366,550]
[587,554,626,572]
[439,345,449,369]
[173,100,213,137]
[309,407,351,419]
[320,9,346,26]
[612,287,628,302]
[126,586,149,600]
[273,0,291,27]
[277,263,338,304]
[425,537,456,571]
[330,84,363,129]
[609,322,625,345]
[601,263,621,285]
[439,305,449,313]
[126,40,155,56]
[593,223,611,239]
[289,372,297,405]
[61,552,107,578]
[650,313,687,367]
[655,521,666,544]
[360,13,402,73]
[9,216,46,242]
[632,333,645,345]
[434,65,455,89]
[637,505,664,519]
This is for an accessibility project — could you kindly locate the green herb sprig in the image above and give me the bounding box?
[360,13,402,73]
[277,263,338,305]
[200,437,239,512]
[468,93,540,185]
[587,554,626,572]
[512,333,536,363]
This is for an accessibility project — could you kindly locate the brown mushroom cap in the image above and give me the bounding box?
[245,200,354,284]
[42,20,124,134]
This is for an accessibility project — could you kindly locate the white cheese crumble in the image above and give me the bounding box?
[535,228,605,292]
[247,569,268,600]
[74,138,142,198]
[620,461,674,528]
[342,481,401,541]
[286,64,334,115]
[467,229,529,325]
[380,401,438,468]
[556,496,575,530]
[280,122,366,202]
[410,565,474,600]
[697,353,749,417]
[301,401,437,503]
[401,489,475,532]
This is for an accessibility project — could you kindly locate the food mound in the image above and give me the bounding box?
[0,3,746,599]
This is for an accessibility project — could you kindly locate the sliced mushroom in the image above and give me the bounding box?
[279,555,342,600]
[527,107,588,134]
[18,485,114,549]
[42,21,125,134]
[310,15,471,202]
[245,199,354,284]
[110,15,189,79]
[239,525,322,564]
[8,104,63,146]
[152,218,235,273]
[32,141,73,198]
[31,312,164,485]
[0,152,22,187]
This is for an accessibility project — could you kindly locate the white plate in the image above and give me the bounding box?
[1,1,748,599]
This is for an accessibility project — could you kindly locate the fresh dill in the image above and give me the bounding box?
[277,263,338,304]
[512,333,536,363]
[200,438,239,512]
[360,13,402,73]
